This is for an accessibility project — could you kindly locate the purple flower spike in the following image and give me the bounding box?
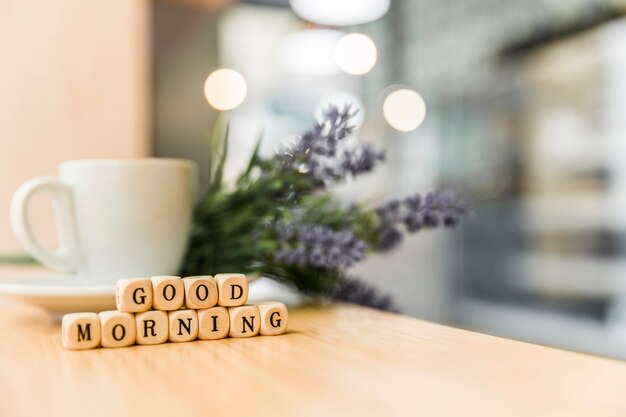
[275,222,368,269]
[374,189,472,251]
[276,104,384,185]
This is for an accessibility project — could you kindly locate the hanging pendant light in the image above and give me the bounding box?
[289,0,391,26]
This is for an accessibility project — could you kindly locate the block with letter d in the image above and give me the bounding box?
[215,273,248,307]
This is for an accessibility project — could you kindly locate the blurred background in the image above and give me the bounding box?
[4,0,626,358]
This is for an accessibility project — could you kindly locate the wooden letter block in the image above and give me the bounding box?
[257,302,289,336]
[151,276,184,311]
[62,312,101,350]
[183,276,218,309]
[197,306,229,340]
[135,310,168,345]
[99,311,136,348]
[116,277,152,313]
[215,273,248,307]
[168,310,199,343]
[228,305,260,338]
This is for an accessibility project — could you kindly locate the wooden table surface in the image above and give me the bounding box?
[1,298,626,417]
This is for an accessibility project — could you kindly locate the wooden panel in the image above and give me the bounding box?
[0,0,150,252]
[0,299,625,416]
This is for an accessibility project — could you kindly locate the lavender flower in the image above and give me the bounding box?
[332,276,398,312]
[375,190,472,252]
[340,144,385,177]
[277,104,385,185]
[376,199,401,223]
[376,225,403,251]
[276,223,368,269]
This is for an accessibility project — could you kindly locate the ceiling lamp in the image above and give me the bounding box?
[279,29,344,75]
[290,0,391,26]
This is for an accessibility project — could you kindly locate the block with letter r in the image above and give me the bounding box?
[135,310,168,345]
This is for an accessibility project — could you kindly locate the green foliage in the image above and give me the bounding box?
[181,118,377,296]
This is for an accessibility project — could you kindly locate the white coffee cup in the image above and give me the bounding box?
[11,159,197,284]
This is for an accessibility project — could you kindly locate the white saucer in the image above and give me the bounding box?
[0,266,302,314]
[0,266,115,313]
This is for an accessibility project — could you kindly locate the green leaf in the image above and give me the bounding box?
[239,130,264,183]
[207,113,227,189]
[212,122,230,190]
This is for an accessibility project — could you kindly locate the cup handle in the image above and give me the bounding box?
[10,176,79,273]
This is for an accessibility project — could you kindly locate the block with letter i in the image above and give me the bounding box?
[215,273,248,307]
[135,310,168,345]
[257,302,288,336]
[228,305,260,338]
[198,306,229,340]
[99,311,136,348]
[116,277,152,313]
[62,312,101,350]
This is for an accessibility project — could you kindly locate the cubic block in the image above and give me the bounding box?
[62,312,101,350]
[197,306,229,340]
[257,302,289,336]
[183,276,218,309]
[135,310,168,345]
[168,310,199,343]
[228,305,260,338]
[215,273,248,307]
[151,276,184,311]
[99,311,136,348]
[116,277,152,313]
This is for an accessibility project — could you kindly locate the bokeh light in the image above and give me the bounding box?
[334,33,377,75]
[382,89,426,132]
[290,0,390,26]
[203,68,247,111]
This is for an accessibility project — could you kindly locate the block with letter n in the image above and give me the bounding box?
[168,309,199,342]
[228,305,260,338]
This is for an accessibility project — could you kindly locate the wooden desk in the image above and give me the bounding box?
[1,298,625,417]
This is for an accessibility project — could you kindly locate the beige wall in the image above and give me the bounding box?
[0,0,151,252]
